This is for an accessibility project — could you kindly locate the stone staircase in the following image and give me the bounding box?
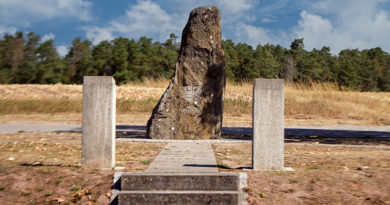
[115,173,246,205]
[111,142,247,205]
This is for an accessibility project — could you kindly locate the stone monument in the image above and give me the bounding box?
[147,6,225,139]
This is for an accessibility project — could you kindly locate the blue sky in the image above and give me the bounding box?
[0,0,389,56]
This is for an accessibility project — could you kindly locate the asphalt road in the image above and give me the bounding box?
[0,123,389,138]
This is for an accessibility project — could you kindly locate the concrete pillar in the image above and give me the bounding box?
[82,76,116,168]
[252,79,284,170]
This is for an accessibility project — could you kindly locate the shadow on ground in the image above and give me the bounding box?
[58,125,390,145]
[221,127,390,145]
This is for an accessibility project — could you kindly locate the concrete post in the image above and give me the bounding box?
[82,76,116,168]
[252,79,284,170]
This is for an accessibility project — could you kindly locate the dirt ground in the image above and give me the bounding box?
[0,129,389,204]
[1,133,389,205]
[0,133,165,205]
[213,143,390,205]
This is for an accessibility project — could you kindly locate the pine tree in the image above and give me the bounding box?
[36,40,66,83]
[65,37,93,83]
[111,37,133,84]
[92,40,113,76]
[13,32,43,83]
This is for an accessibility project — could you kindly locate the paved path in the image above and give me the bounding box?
[0,124,389,138]
[0,123,80,133]
[145,142,218,173]
[0,124,146,134]
[222,126,390,138]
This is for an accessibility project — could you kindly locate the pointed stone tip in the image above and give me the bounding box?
[190,6,220,15]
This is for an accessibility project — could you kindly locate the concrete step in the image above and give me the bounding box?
[120,173,241,191]
[118,190,239,205]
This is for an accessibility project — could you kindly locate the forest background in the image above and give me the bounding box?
[0,31,389,92]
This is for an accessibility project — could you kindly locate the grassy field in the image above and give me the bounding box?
[0,80,389,126]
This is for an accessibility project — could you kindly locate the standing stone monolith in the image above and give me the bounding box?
[252,79,284,170]
[147,6,225,139]
[82,76,116,168]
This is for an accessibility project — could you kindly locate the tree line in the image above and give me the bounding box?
[0,32,389,91]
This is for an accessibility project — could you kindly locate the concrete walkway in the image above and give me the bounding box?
[145,142,218,173]
[0,123,80,133]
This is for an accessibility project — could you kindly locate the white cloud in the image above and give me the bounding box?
[117,0,177,36]
[215,0,259,25]
[261,18,274,23]
[259,0,288,13]
[0,0,92,26]
[236,23,288,47]
[294,0,390,54]
[151,0,261,40]
[216,0,253,14]
[84,26,114,45]
[41,33,55,42]
[81,0,264,46]
[163,0,256,15]
[237,24,273,46]
[56,45,68,57]
[83,0,180,45]
[226,0,390,53]
[294,11,337,48]
[0,24,17,36]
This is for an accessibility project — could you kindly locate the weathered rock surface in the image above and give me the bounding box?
[147,6,225,139]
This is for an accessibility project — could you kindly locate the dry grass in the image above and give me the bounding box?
[285,83,390,124]
[0,81,389,125]
[225,82,390,125]
[0,83,166,100]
